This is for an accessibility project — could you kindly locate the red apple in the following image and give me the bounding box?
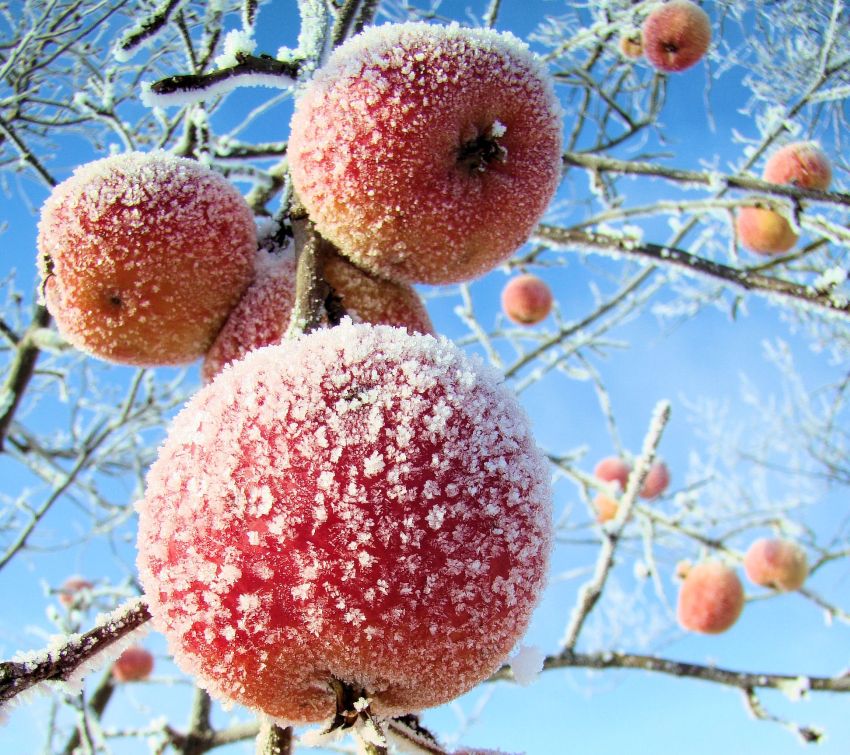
[138,321,552,722]
[743,538,808,591]
[763,142,832,191]
[112,646,154,682]
[288,22,563,285]
[501,274,554,325]
[677,561,744,634]
[642,0,711,73]
[201,246,435,382]
[37,151,256,366]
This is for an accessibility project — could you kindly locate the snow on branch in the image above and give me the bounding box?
[142,54,302,108]
[0,598,151,708]
[562,151,850,209]
[114,0,188,62]
[560,401,672,650]
[489,649,850,694]
[534,225,850,319]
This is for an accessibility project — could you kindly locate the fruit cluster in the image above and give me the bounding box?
[37,21,562,725]
[737,142,833,255]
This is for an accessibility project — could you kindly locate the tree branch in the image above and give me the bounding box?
[0,598,151,707]
[533,225,850,318]
[489,649,850,694]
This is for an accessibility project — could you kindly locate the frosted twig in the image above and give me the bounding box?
[562,151,850,209]
[534,225,850,319]
[144,54,301,107]
[285,206,331,337]
[115,0,187,61]
[489,649,850,694]
[0,302,51,451]
[385,715,448,755]
[742,687,823,744]
[560,401,672,650]
[0,598,151,707]
[255,720,293,755]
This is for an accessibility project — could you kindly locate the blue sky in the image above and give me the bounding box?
[2,1,850,753]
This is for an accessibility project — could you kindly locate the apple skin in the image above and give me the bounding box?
[677,561,744,634]
[288,22,563,285]
[201,246,434,382]
[112,646,154,682]
[642,0,711,73]
[593,456,631,492]
[58,576,93,608]
[619,32,643,59]
[639,461,670,499]
[501,274,554,325]
[37,151,256,366]
[138,321,552,723]
[763,143,832,191]
[736,206,799,255]
[743,538,808,591]
[593,493,619,523]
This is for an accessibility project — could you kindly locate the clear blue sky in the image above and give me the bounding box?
[2,1,849,753]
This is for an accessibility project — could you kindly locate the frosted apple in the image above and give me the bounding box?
[58,576,93,608]
[501,274,554,325]
[619,32,643,59]
[112,646,154,682]
[763,143,832,191]
[138,321,552,722]
[743,538,808,591]
[642,0,711,73]
[593,456,631,492]
[202,247,435,382]
[677,561,744,634]
[593,493,619,524]
[736,206,798,255]
[639,461,670,499]
[37,151,256,366]
[288,22,563,285]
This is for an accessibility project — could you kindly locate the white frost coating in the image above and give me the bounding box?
[140,71,295,109]
[813,266,847,291]
[215,29,257,69]
[1,598,150,710]
[510,644,545,686]
[137,321,553,722]
[776,676,811,702]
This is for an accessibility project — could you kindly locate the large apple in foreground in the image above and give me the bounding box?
[137,321,552,722]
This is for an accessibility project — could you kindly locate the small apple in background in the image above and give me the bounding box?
[593,456,632,492]
[642,0,711,73]
[619,31,643,59]
[763,142,832,191]
[677,561,744,634]
[37,151,256,366]
[593,493,619,523]
[112,646,154,682]
[288,22,563,285]
[58,576,93,608]
[501,274,554,325]
[743,538,809,591]
[639,461,670,499]
[736,205,799,256]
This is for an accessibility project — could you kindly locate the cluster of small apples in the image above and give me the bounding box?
[677,538,809,634]
[737,142,833,255]
[619,0,712,74]
[591,455,671,523]
[40,22,563,725]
